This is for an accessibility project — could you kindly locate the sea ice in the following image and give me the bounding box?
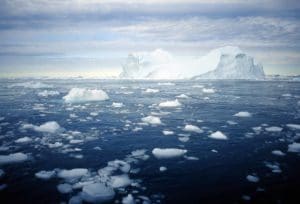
[112,102,124,108]
[234,111,252,117]
[159,166,167,172]
[271,150,285,156]
[57,183,73,194]
[110,174,132,188]
[141,116,162,125]
[288,143,300,152]
[35,170,56,180]
[183,124,203,133]
[162,130,174,135]
[144,88,159,93]
[209,131,228,140]
[23,121,61,133]
[38,90,60,97]
[15,136,32,143]
[265,126,282,132]
[122,194,135,204]
[81,183,115,203]
[246,175,260,183]
[202,88,215,93]
[286,124,300,130]
[176,94,189,98]
[152,148,187,159]
[159,99,181,108]
[63,88,109,103]
[57,168,88,179]
[0,152,29,165]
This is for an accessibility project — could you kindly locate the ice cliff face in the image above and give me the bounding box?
[119,46,265,80]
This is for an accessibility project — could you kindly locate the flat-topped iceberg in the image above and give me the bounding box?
[119,46,265,80]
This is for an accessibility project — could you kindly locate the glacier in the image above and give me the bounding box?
[119,46,265,80]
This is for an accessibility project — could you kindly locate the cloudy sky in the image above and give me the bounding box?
[0,0,300,77]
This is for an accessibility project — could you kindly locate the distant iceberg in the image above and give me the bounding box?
[119,46,265,80]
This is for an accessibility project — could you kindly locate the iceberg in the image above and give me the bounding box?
[119,46,265,80]
[0,152,29,165]
[63,88,109,103]
[152,148,187,159]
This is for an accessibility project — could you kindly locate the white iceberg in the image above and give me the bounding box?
[81,183,115,203]
[141,116,162,125]
[63,88,109,103]
[234,111,252,117]
[159,99,181,108]
[0,152,29,165]
[152,148,187,159]
[110,174,132,188]
[23,121,61,133]
[112,102,124,108]
[265,126,282,132]
[183,124,203,133]
[57,168,88,179]
[209,131,228,140]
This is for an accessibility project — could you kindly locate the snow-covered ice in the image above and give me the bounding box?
[183,124,203,133]
[159,99,181,108]
[141,116,162,125]
[15,136,32,143]
[63,88,109,103]
[208,131,228,140]
[23,121,61,133]
[81,183,115,203]
[35,170,56,180]
[162,130,174,135]
[234,111,252,117]
[0,152,29,165]
[152,148,187,159]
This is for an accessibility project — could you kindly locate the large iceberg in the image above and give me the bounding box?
[119,46,265,80]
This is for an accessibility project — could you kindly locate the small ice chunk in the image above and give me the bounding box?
[57,168,88,179]
[234,111,252,117]
[122,194,135,204]
[265,162,282,173]
[288,143,300,152]
[183,124,203,133]
[145,88,159,93]
[265,126,282,132]
[24,121,61,133]
[162,130,174,135]
[15,136,32,143]
[0,152,29,165]
[209,131,228,140]
[178,136,189,142]
[142,116,162,125]
[202,88,215,93]
[81,183,115,203]
[286,124,300,130]
[152,148,187,159]
[112,102,124,108]
[271,150,285,156]
[63,88,109,103]
[246,175,260,183]
[227,120,237,125]
[159,166,167,172]
[176,94,189,98]
[110,174,132,188]
[35,170,56,180]
[159,99,181,108]
[38,90,60,97]
[57,183,73,194]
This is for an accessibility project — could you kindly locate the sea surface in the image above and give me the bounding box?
[0,79,300,204]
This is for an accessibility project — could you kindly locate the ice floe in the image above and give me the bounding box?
[57,168,89,180]
[38,90,60,97]
[63,88,109,103]
[15,136,32,143]
[162,130,174,135]
[152,148,187,159]
[81,183,115,203]
[202,88,215,93]
[57,183,73,194]
[159,166,167,172]
[122,194,135,204]
[234,111,252,117]
[144,88,159,93]
[264,162,282,173]
[183,124,203,133]
[208,131,228,140]
[272,150,285,156]
[265,126,282,132]
[112,102,124,108]
[286,124,300,130]
[35,170,56,180]
[159,99,181,108]
[22,121,61,133]
[110,174,132,188]
[176,94,189,99]
[246,175,260,183]
[9,81,53,89]
[141,116,162,125]
[0,152,29,165]
[288,143,300,153]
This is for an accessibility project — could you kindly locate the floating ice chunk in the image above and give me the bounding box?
[142,116,162,125]
[0,169,4,178]
[282,93,292,97]
[15,136,32,143]
[122,194,135,204]
[158,82,175,86]
[23,121,61,133]
[246,175,260,183]
[209,131,228,140]
[144,88,159,93]
[272,150,285,156]
[48,142,63,148]
[234,111,252,117]
[69,195,83,204]
[227,120,237,125]
[286,124,300,130]
[159,166,167,172]
[57,168,88,179]
[9,81,53,89]
[184,156,199,160]
[159,99,181,108]
[90,112,99,116]
[81,183,115,203]
[63,88,109,103]
[110,174,132,188]
[162,130,174,135]
[265,162,282,173]
[38,90,60,97]
[57,183,73,194]
[35,170,56,180]
[107,160,131,173]
[202,88,215,93]
[178,136,189,142]
[176,94,189,99]
[112,102,124,108]
[0,152,29,165]
[265,126,282,132]
[288,143,300,152]
[183,124,203,133]
[152,148,187,159]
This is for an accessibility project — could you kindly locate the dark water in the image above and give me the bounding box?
[0,79,300,204]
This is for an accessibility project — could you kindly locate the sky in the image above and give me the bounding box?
[0,0,300,77]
